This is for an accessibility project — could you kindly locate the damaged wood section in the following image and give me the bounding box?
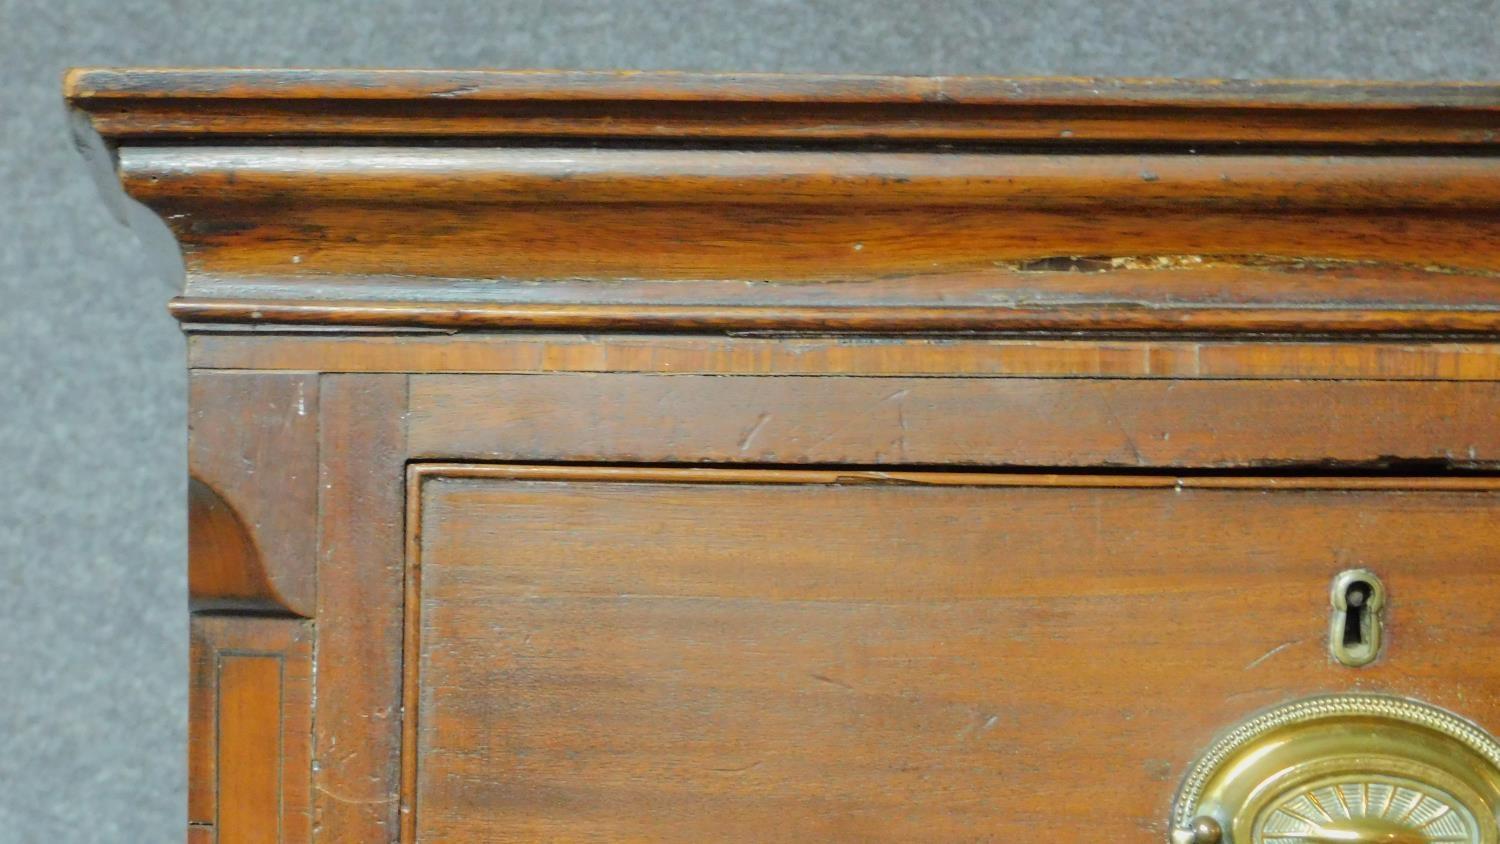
[131,155,1500,282]
[136,147,1500,334]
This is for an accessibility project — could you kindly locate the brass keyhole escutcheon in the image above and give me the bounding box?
[1331,569,1386,667]
[1171,695,1500,844]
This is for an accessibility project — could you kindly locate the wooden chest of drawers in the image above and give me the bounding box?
[67,69,1500,843]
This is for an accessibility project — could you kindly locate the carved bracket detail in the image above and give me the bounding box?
[189,372,319,616]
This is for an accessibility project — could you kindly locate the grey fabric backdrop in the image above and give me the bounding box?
[1,1,1496,840]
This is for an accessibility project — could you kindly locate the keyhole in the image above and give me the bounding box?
[1342,580,1371,647]
[1330,569,1384,667]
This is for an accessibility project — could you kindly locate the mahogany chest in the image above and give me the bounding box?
[67,69,1500,843]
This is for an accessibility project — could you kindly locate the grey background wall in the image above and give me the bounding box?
[2,1,1496,840]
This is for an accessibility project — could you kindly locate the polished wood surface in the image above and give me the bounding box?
[119,148,1500,209]
[66,69,1500,842]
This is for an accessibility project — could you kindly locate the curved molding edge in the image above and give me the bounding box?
[188,477,292,613]
[170,297,1500,337]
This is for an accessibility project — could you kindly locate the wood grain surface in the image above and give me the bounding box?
[406,374,1500,469]
[312,375,409,842]
[405,466,1500,842]
[187,333,1500,382]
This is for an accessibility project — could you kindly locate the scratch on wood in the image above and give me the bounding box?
[314,782,393,807]
[1101,399,1145,465]
[432,85,481,98]
[709,761,764,774]
[738,412,772,452]
[1244,639,1303,671]
[809,672,854,691]
[958,714,1002,740]
[880,388,911,460]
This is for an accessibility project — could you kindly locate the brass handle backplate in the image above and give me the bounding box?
[1171,695,1500,844]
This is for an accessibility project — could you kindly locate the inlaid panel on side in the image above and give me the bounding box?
[403,466,1500,842]
[189,616,312,844]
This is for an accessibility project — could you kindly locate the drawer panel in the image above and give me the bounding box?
[404,466,1500,842]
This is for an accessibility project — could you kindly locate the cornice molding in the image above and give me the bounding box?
[68,69,1500,337]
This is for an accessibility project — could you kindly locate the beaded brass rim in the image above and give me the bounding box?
[1171,694,1500,844]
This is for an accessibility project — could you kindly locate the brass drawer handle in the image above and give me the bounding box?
[1172,695,1500,844]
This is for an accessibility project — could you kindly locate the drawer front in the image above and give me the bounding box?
[404,466,1500,842]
